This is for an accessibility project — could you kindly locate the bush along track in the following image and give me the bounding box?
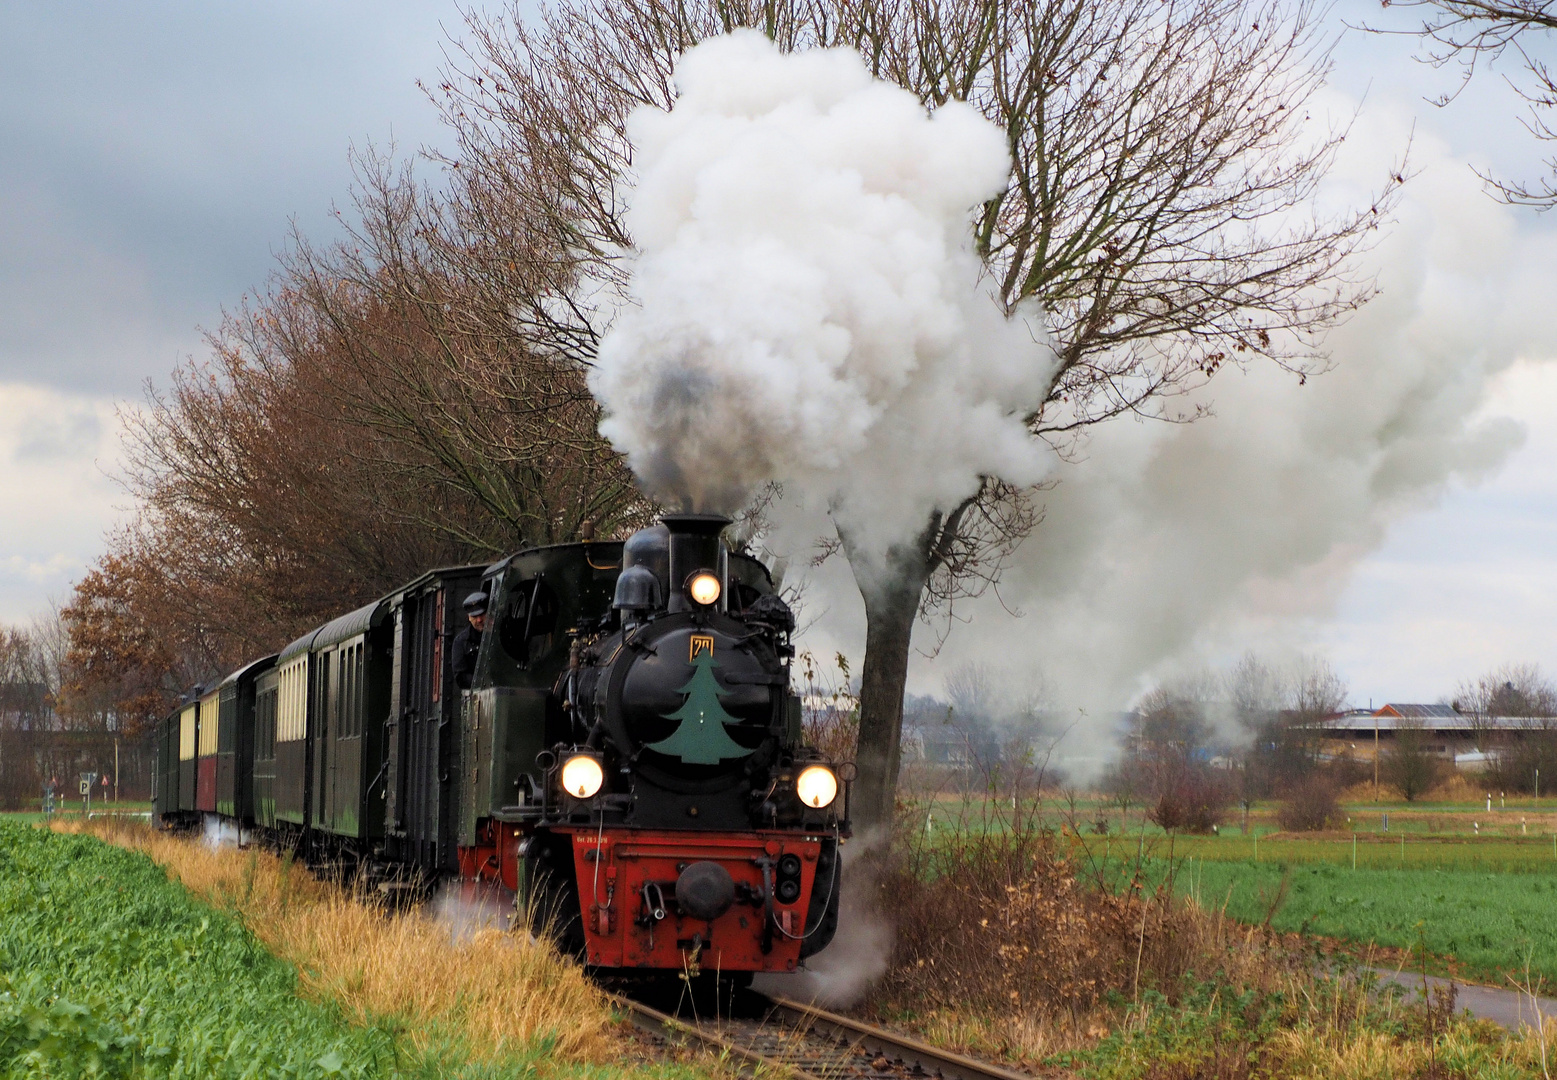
[0,821,435,1078]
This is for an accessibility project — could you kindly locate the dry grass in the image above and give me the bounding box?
[869,872,1296,1066]
[1338,771,1491,805]
[1263,1009,1556,1079]
[53,818,615,1066]
[870,815,1292,1012]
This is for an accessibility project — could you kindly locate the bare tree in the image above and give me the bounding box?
[282,155,652,549]
[86,147,656,694]
[0,623,51,808]
[1385,718,1442,801]
[1454,661,1557,718]
[1227,652,1345,799]
[1382,0,1557,205]
[1105,679,1232,834]
[1454,662,1557,791]
[440,0,1400,831]
[941,662,1055,798]
[1290,657,1348,720]
[0,610,143,808]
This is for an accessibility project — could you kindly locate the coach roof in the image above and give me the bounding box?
[218,653,277,690]
[277,599,389,664]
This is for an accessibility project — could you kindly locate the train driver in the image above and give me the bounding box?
[451,591,488,690]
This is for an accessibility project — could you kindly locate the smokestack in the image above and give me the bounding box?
[662,513,730,613]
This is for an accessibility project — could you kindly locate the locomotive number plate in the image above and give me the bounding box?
[689,634,714,661]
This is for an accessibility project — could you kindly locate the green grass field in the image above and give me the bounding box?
[1078,831,1557,875]
[1067,816,1557,987]
[0,821,420,1077]
[1134,856,1557,987]
[0,822,535,1078]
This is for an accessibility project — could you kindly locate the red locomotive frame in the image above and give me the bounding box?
[458,823,829,973]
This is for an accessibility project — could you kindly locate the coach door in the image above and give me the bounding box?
[253,669,279,827]
[390,587,442,867]
[275,655,311,827]
[177,703,197,812]
[313,639,366,838]
[312,649,333,834]
[387,570,481,873]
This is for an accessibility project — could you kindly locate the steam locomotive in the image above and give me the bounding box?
[152,514,849,978]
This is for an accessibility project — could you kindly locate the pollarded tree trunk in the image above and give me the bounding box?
[843,527,936,839]
[850,581,922,837]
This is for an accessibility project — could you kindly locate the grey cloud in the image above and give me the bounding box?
[0,1,458,396]
[13,410,104,464]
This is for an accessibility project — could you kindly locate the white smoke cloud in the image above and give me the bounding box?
[884,100,1557,761]
[589,32,1055,573]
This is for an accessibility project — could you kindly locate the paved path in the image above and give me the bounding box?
[1367,967,1557,1030]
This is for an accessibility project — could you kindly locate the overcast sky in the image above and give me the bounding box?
[2,0,1554,709]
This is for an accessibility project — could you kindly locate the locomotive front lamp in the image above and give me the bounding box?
[561,754,604,799]
[687,571,722,607]
[796,764,839,809]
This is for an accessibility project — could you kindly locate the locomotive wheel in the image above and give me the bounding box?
[522,864,586,960]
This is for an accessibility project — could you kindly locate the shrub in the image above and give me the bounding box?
[1146,769,1231,834]
[1385,722,1442,802]
[869,804,1274,1024]
[1276,776,1341,831]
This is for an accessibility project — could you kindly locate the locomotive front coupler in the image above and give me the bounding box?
[751,855,778,954]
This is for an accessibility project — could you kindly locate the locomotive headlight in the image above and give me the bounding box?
[795,765,839,809]
[687,571,722,607]
[560,754,604,799]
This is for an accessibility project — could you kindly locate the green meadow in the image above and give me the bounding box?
[1162,858,1557,986]
[0,821,420,1078]
[917,792,1557,986]
[1069,818,1557,987]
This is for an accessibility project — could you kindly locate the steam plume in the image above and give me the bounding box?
[590,32,1055,565]
[893,104,1557,753]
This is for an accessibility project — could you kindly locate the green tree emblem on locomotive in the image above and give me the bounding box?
[647,634,754,765]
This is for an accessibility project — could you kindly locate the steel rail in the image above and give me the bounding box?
[615,995,826,1080]
[764,996,1039,1080]
[616,990,1037,1080]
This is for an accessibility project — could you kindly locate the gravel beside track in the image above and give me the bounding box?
[618,991,1038,1080]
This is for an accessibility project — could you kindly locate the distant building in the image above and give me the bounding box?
[1316,703,1553,765]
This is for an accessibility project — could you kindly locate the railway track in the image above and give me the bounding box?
[619,990,1038,1080]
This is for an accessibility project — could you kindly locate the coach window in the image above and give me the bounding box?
[500,578,559,667]
[348,644,361,738]
[341,649,352,739]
